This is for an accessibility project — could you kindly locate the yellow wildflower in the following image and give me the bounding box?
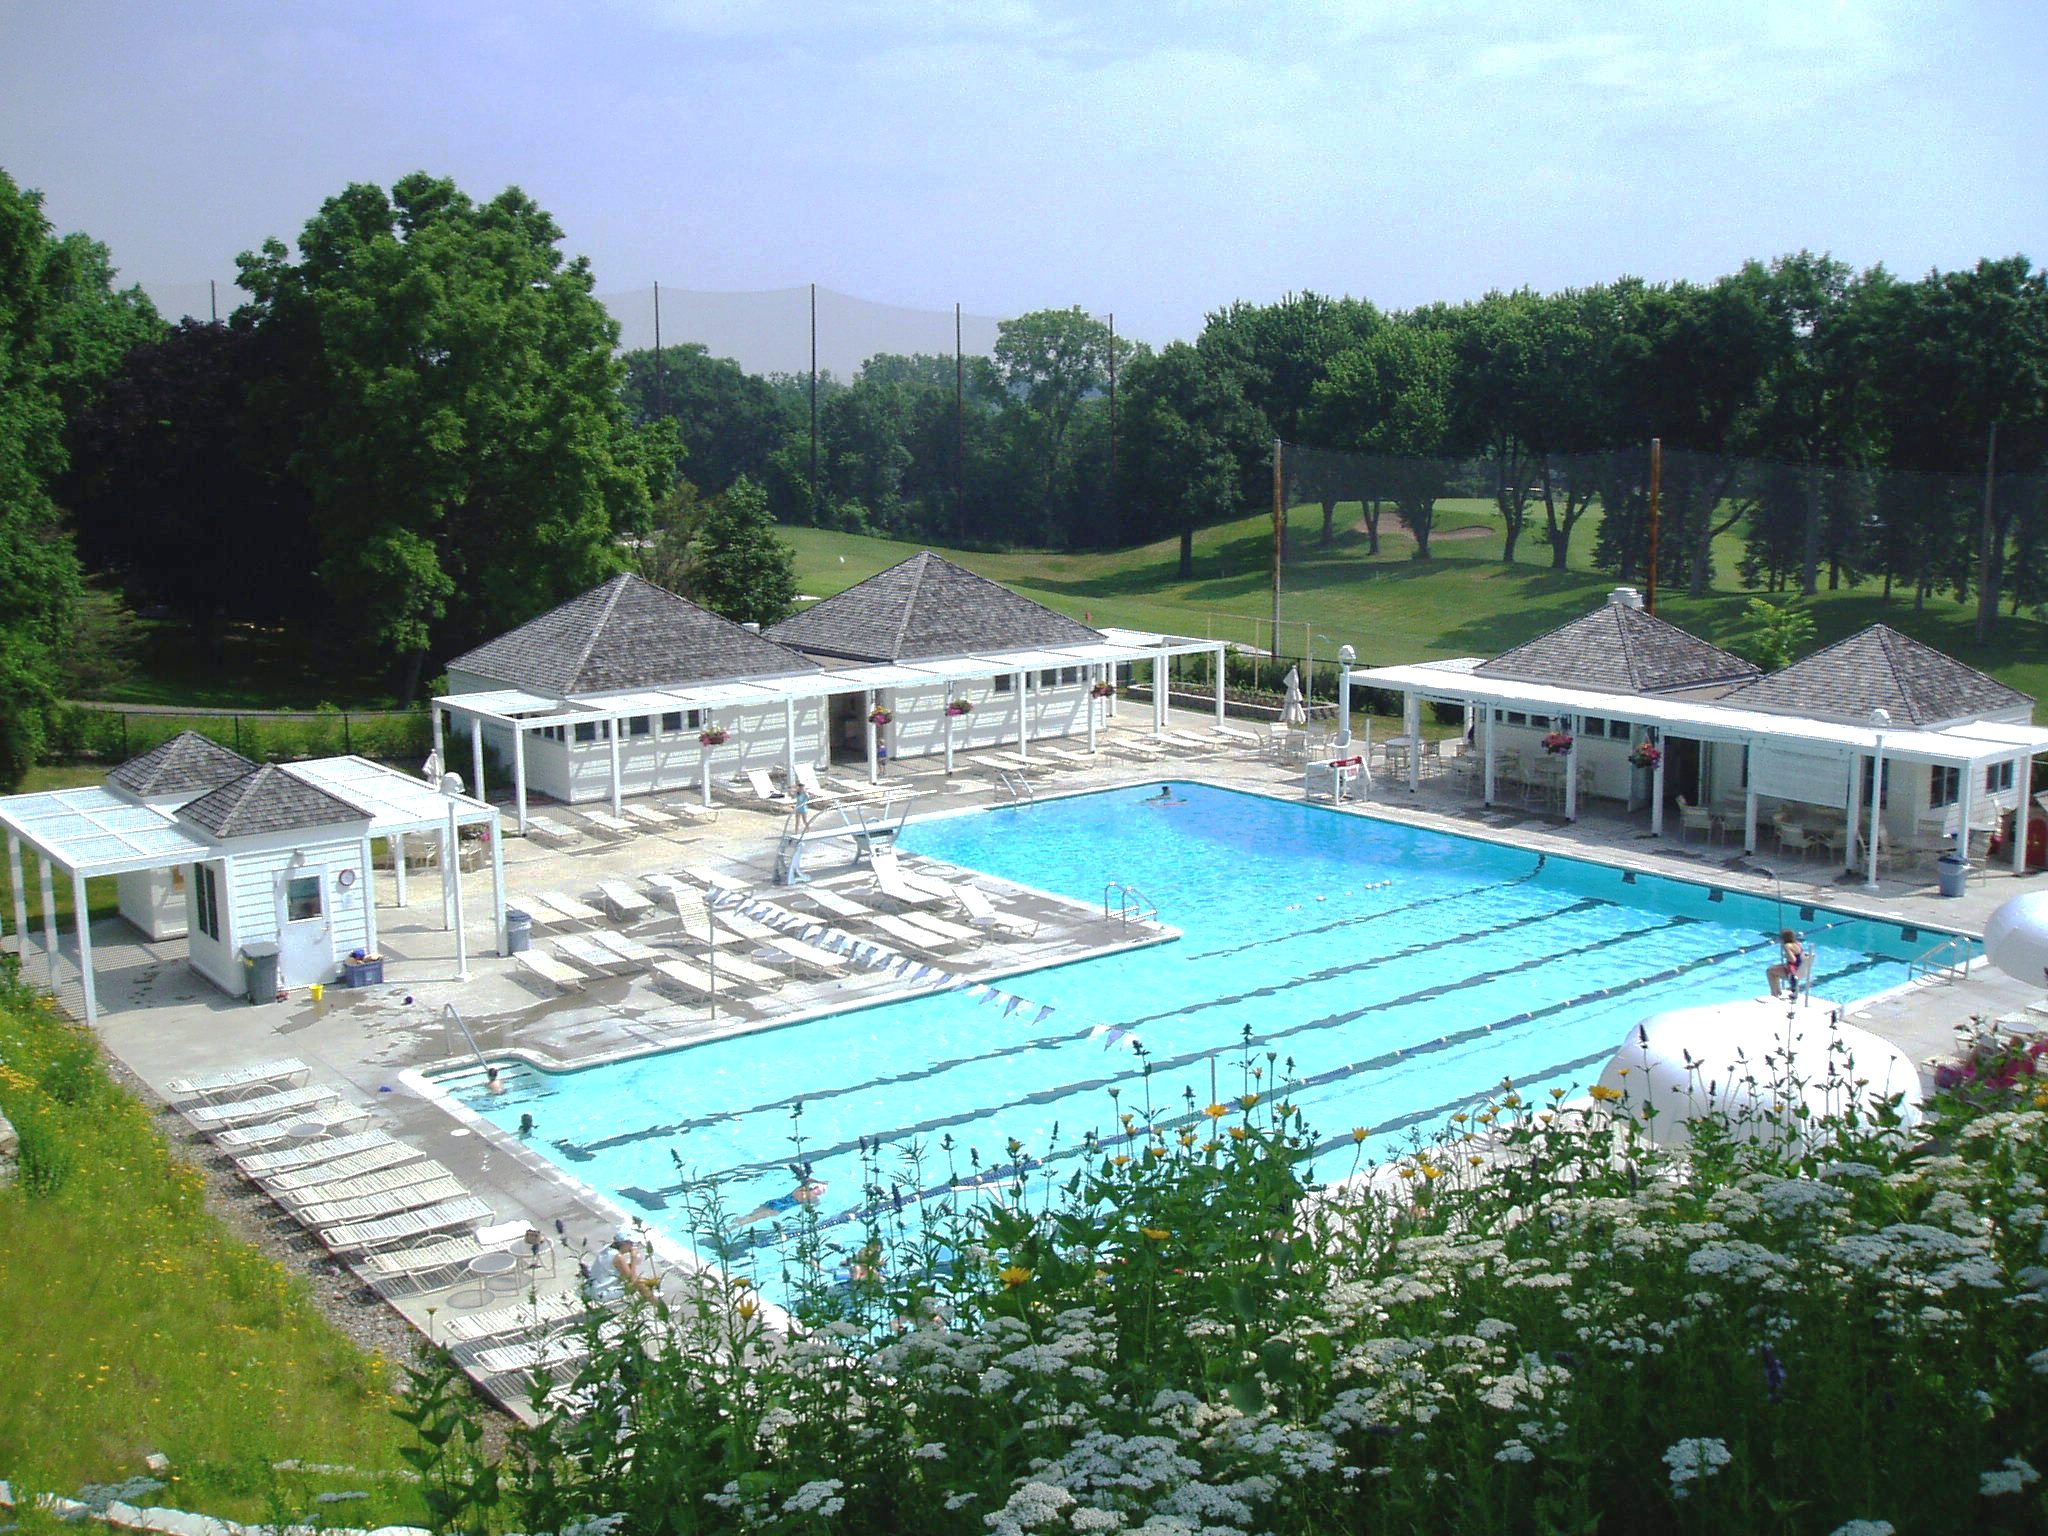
[1588,1084,1624,1103]
[1204,1103,1228,1119]
[1141,1227,1169,1241]
[1352,1126,1369,1143]
[999,1265,1031,1289]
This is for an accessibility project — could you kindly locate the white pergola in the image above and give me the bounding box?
[281,757,504,975]
[1,787,214,1025]
[1350,658,2048,884]
[0,759,503,1024]
[434,630,1228,833]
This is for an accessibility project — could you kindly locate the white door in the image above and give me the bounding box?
[276,869,331,988]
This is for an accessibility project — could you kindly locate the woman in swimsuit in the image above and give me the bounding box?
[1767,929,1805,998]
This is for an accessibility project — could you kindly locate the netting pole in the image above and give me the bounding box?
[654,281,666,420]
[209,279,217,324]
[1271,439,1283,656]
[1976,420,2000,641]
[1107,312,1118,529]
[1645,437,1662,614]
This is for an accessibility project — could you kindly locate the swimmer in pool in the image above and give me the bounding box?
[1147,784,1181,805]
[731,1174,829,1229]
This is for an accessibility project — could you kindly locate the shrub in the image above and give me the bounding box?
[12,1106,73,1199]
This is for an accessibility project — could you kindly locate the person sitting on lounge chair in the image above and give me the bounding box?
[731,1173,828,1229]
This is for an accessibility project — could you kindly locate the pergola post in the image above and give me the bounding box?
[1085,669,1098,754]
[448,798,469,981]
[700,732,714,810]
[1107,668,1119,719]
[430,702,444,765]
[1014,672,1029,755]
[944,683,956,773]
[2014,753,2033,874]
[489,811,507,955]
[38,855,59,993]
[783,699,797,785]
[1844,755,1864,874]
[1404,692,1420,794]
[1483,704,1497,806]
[607,717,623,817]
[392,832,407,907]
[359,833,379,960]
[469,717,485,802]
[512,723,528,835]
[1213,644,1226,725]
[865,691,879,785]
[71,867,96,1026]
[1743,770,1758,854]
[1337,653,1353,751]
[1650,747,1666,837]
[1564,722,1579,821]
[1957,761,1976,864]
[7,831,28,973]
[1152,647,1168,735]
[439,813,456,932]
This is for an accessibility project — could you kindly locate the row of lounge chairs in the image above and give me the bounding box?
[522,799,717,848]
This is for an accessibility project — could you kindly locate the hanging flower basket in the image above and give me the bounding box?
[1090,681,1116,699]
[945,699,974,717]
[868,707,893,726]
[698,726,728,746]
[1542,731,1575,756]
[1628,741,1663,770]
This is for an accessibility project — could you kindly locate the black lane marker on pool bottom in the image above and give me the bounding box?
[682,926,1850,1239]
[565,891,1615,1163]
[617,908,1700,1208]
[1183,861,1549,963]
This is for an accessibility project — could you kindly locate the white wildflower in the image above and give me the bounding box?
[784,1479,845,1518]
[1826,1522,1893,1536]
[1494,1439,1536,1464]
[912,1442,949,1461]
[1663,1437,1731,1498]
[986,1481,1075,1534]
[1980,1456,2041,1497]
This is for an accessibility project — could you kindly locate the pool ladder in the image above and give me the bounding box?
[1103,881,1157,929]
[993,770,1035,805]
[1908,935,1971,984]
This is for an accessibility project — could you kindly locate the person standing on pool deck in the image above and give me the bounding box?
[1767,929,1805,998]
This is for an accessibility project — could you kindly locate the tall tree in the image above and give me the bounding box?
[620,342,794,497]
[991,307,1127,542]
[236,173,674,695]
[1308,325,1456,558]
[0,170,156,785]
[683,477,798,626]
[1118,342,1267,577]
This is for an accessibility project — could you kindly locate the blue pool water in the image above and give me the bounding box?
[460,784,1956,1276]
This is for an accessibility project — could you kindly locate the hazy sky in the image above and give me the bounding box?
[4,0,2044,356]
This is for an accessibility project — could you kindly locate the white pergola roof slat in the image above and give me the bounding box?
[282,757,496,837]
[0,786,212,876]
[1356,660,2048,766]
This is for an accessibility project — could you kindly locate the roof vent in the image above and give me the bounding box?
[1608,587,1644,610]
[742,621,761,632]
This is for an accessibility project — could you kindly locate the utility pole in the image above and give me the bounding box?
[1645,437,1662,613]
[809,282,819,525]
[1271,439,1284,655]
[209,279,217,323]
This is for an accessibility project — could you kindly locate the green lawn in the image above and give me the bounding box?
[784,498,2048,717]
[0,983,422,1523]
[95,620,402,711]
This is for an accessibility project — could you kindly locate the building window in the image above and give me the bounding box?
[285,874,322,923]
[1039,669,1058,688]
[1929,765,1959,807]
[993,675,1014,694]
[573,721,598,744]
[1584,715,1608,737]
[628,715,651,738]
[193,864,219,941]
[1059,666,1079,686]
[1987,760,2016,795]
[660,711,682,734]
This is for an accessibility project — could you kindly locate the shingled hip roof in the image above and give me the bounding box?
[447,572,818,696]
[106,730,258,802]
[176,766,369,840]
[765,551,1102,663]
[1474,603,1759,696]
[1721,623,2033,727]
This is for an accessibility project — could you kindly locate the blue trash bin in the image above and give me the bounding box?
[1936,853,1969,898]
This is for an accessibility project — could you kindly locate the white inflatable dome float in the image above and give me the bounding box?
[1596,998,1923,1151]
[1983,891,2048,987]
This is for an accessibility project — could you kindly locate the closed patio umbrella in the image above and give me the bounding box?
[1281,666,1307,729]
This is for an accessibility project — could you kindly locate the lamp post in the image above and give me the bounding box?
[1866,707,1890,891]
[1336,644,1356,751]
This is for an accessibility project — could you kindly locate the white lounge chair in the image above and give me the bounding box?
[1213,723,1262,748]
[1103,735,1168,761]
[280,1157,455,1211]
[869,848,953,906]
[620,803,679,831]
[512,892,571,927]
[354,1232,489,1292]
[211,1104,369,1152]
[742,768,795,808]
[949,881,1039,939]
[439,1291,590,1347]
[800,885,879,924]
[596,880,655,922]
[576,808,638,838]
[260,1140,424,1196]
[187,1085,344,1132]
[522,815,582,846]
[688,943,783,989]
[898,909,985,948]
[715,911,847,976]
[1041,747,1099,769]
[662,799,717,824]
[235,1128,396,1178]
[515,951,587,990]
[318,1196,494,1254]
[586,928,663,967]
[291,1173,470,1228]
[555,934,634,974]
[683,862,753,896]
[532,889,603,924]
[868,912,971,958]
[652,957,717,998]
[165,1056,310,1103]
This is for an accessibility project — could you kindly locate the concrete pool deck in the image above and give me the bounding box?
[10,708,2043,1410]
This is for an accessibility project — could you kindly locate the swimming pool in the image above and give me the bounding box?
[460,783,1957,1276]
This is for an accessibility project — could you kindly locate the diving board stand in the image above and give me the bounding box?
[774,794,916,885]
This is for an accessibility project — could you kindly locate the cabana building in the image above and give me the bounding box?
[0,734,502,1023]
[434,555,1228,833]
[1351,588,2048,883]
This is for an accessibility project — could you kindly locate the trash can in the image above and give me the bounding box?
[505,909,533,954]
[241,942,281,1004]
[1936,853,1969,898]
